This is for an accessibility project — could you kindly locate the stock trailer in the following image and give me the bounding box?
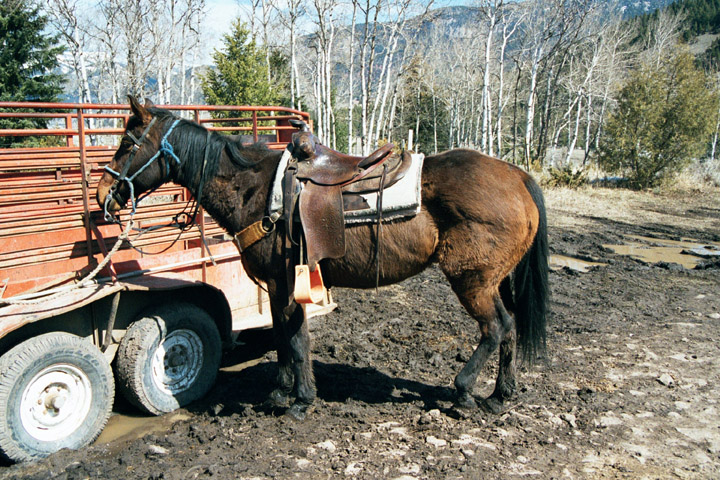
[0,102,333,462]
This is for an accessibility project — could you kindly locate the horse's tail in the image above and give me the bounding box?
[514,176,549,364]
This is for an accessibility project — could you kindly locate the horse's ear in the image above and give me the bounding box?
[144,98,155,108]
[128,95,152,125]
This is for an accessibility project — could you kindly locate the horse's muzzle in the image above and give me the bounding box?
[96,174,123,213]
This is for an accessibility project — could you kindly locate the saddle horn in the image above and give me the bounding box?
[289,118,310,132]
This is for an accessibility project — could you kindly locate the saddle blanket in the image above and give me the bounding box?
[343,153,424,224]
[267,151,424,225]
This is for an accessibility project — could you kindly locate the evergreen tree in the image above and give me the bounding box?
[200,20,281,109]
[0,0,64,102]
[0,0,65,145]
[269,48,292,107]
[599,49,719,188]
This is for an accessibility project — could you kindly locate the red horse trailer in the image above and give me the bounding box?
[0,102,332,462]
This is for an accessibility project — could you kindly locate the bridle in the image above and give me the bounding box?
[102,115,216,259]
[103,117,181,221]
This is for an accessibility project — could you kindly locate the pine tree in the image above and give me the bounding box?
[0,0,64,103]
[599,49,719,188]
[200,20,281,109]
[0,0,65,146]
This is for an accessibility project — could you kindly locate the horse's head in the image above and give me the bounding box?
[96,95,179,216]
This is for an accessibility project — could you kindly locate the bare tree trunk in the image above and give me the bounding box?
[431,82,438,153]
[479,1,501,154]
[310,0,338,145]
[359,0,382,154]
[583,94,593,166]
[248,0,261,41]
[387,80,400,144]
[563,91,582,166]
[495,12,521,158]
[369,35,397,148]
[524,44,542,168]
[348,1,358,153]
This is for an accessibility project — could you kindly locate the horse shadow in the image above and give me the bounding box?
[197,356,456,417]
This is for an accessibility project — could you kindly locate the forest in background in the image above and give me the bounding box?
[2,0,720,188]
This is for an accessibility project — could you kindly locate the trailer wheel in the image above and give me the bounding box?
[115,303,221,415]
[0,332,114,462]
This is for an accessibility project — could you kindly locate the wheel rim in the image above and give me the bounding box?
[151,329,204,395]
[20,364,93,443]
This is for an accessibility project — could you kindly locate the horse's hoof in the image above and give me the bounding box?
[482,396,505,414]
[455,392,478,410]
[266,389,291,408]
[285,403,311,421]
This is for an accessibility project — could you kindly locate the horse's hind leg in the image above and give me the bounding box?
[487,278,517,412]
[447,273,514,410]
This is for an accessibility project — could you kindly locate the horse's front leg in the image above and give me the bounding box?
[267,284,316,420]
[267,299,294,408]
[284,300,316,420]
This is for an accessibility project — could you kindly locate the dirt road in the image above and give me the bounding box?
[2,186,719,479]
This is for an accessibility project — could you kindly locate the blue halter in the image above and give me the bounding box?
[104,118,181,219]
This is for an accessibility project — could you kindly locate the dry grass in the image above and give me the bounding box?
[544,185,720,236]
[671,158,720,190]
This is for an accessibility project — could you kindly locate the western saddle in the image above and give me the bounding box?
[289,118,410,266]
[235,119,412,304]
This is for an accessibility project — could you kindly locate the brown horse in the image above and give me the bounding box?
[97,97,549,420]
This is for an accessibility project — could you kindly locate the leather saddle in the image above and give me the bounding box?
[288,119,411,272]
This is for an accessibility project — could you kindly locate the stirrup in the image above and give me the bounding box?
[294,264,326,304]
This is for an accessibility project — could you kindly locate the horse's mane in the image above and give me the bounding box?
[148,108,272,191]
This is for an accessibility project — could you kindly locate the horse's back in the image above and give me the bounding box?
[325,149,542,288]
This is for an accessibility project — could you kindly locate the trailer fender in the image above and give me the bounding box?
[0,273,233,355]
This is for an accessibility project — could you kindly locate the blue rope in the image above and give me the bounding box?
[127,119,181,182]
[104,118,182,218]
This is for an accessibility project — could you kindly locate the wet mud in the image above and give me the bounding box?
[1,187,719,479]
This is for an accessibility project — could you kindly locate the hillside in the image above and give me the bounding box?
[633,0,720,66]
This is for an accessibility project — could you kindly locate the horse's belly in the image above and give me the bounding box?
[323,209,438,288]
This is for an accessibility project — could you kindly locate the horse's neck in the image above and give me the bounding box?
[183,148,280,235]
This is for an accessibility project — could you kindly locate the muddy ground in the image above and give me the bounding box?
[2,186,720,479]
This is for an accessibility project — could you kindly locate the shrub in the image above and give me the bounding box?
[598,48,719,189]
[543,165,588,188]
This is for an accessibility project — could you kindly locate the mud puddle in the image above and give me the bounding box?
[604,235,720,268]
[549,255,607,272]
[92,357,268,448]
[94,411,191,446]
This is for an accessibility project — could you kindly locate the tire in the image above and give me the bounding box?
[0,332,114,462]
[115,302,221,415]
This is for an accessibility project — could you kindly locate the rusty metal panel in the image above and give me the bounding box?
[0,272,243,338]
[0,102,311,339]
